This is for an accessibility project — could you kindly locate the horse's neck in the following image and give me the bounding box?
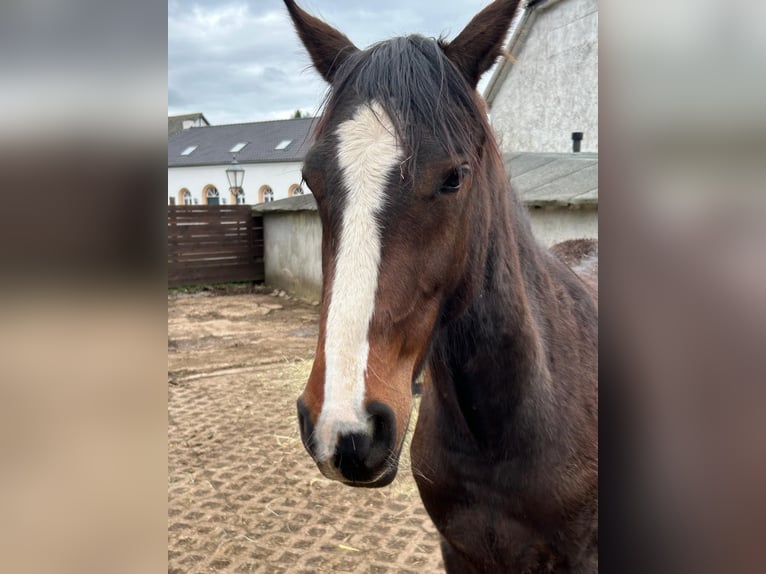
[430,173,596,452]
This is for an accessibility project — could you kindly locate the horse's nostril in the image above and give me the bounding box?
[367,401,397,460]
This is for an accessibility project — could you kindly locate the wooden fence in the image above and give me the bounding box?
[168,205,264,287]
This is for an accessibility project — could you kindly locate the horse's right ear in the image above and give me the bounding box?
[284,0,358,84]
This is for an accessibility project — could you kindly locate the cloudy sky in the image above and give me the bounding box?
[169,0,500,125]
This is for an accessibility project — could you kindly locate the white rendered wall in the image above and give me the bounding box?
[262,211,323,301]
[258,207,596,301]
[168,162,306,205]
[527,206,597,246]
[489,0,598,153]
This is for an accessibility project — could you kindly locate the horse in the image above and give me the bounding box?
[284,0,598,571]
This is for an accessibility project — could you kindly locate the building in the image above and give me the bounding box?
[483,0,598,243]
[168,113,210,138]
[484,0,598,154]
[167,117,316,206]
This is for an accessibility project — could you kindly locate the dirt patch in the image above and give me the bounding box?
[168,291,443,573]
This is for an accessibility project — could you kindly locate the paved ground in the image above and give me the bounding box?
[168,287,443,573]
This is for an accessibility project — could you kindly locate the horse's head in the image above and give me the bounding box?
[286,0,521,486]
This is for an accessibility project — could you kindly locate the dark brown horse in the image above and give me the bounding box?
[285,0,598,571]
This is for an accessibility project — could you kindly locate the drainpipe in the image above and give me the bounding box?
[507,0,567,60]
[504,1,532,58]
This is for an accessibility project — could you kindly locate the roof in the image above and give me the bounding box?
[505,152,597,208]
[168,113,210,137]
[252,152,597,212]
[168,117,317,167]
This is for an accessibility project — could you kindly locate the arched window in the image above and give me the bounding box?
[203,185,219,206]
[231,188,247,205]
[177,188,192,205]
[258,185,274,203]
[288,183,305,197]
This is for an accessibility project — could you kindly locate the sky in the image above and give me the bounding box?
[168,0,500,125]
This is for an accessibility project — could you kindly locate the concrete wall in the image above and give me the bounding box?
[168,161,307,205]
[527,206,598,247]
[262,210,323,301]
[489,0,598,153]
[257,200,595,300]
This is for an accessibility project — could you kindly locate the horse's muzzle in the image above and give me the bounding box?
[296,399,399,487]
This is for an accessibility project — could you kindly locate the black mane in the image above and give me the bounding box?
[317,35,491,176]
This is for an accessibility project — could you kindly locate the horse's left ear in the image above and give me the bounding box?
[444,0,523,88]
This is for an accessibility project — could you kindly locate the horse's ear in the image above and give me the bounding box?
[284,0,358,83]
[444,0,522,88]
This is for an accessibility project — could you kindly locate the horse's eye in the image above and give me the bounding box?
[441,165,470,193]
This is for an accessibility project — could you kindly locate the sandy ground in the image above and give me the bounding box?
[168,288,443,573]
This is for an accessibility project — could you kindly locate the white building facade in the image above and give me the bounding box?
[167,116,316,206]
[168,162,308,206]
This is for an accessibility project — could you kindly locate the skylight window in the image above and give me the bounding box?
[230,142,249,153]
[274,140,292,150]
[180,145,198,156]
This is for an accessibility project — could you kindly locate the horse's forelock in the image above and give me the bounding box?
[315,35,492,176]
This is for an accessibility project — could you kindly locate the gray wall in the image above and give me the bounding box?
[489,0,598,153]
[257,200,596,300]
[528,206,597,246]
[262,211,322,300]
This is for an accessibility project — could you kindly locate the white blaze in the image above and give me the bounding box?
[315,101,402,462]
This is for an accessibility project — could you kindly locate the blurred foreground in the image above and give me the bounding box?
[0,0,764,572]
